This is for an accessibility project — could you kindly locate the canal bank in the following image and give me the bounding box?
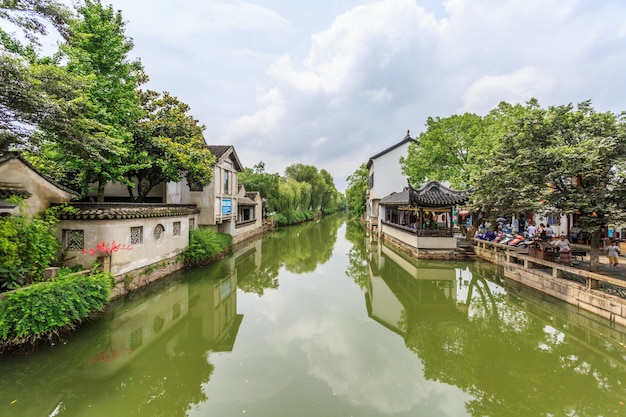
[473,239,626,327]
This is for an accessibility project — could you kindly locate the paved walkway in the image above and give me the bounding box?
[569,243,626,281]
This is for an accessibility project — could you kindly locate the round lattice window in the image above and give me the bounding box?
[153,224,165,240]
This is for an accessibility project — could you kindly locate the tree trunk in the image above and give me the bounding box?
[589,230,601,273]
[97,175,106,203]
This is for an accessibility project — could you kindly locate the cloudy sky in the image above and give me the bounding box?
[63,0,626,190]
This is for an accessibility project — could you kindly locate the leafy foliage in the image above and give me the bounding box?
[401,98,626,270]
[0,271,112,347]
[345,163,368,217]
[125,90,215,201]
[180,228,232,265]
[57,0,144,200]
[239,162,280,215]
[0,203,60,286]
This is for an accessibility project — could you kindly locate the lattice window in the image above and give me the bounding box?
[153,224,164,240]
[172,302,181,320]
[173,221,181,236]
[129,327,143,350]
[63,229,84,251]
[189,218,195,231]
[131,226,143,245]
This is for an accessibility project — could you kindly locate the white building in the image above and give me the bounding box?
[366,131,415,233]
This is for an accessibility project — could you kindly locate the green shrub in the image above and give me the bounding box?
[272,213,288,225]
[0,271,113,344]
[0,203,61,286]
[180,228,232,265]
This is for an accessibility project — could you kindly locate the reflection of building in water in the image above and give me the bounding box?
[85,283,191,377]
[83,242,261,378]
[365,239,464,336]
[188,269,243,352]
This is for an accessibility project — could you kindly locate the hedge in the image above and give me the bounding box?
[0,271,113,351]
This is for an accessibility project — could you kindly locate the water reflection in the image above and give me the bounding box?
[348,221,626,416]
[1,217,625,417]
[0,254,246,416]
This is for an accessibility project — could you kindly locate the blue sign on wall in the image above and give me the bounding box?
[222,198,232,215]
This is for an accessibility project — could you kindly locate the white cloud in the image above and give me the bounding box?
[59,0,626,190]
[460,66,554,114]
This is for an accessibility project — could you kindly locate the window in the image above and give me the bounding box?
[129,327,143,350]
[188,180,204,192]
[153,224,165,240]
[173,221,181,236]
[62,229,84,251]
[369,173,374,188]
[223,170,229,194]
[189,218,195,231]
[172,302,181,320]
[131,226,143,245]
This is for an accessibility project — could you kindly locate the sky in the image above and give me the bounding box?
[56,0,626,191]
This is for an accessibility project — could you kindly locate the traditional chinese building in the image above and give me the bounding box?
[378,180,468,257]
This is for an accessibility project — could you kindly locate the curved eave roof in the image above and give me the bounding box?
[410,180,468,207]
[380,181,469,208]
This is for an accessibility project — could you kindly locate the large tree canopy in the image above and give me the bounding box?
[473,100,626,270]
[400,98,626,272]
[0,0,81,152]
[58,0,144,200]
[125,90,215,202]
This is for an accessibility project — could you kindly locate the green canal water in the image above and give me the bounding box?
[2,215,626,417]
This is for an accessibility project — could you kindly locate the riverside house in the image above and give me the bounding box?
[0,152,77,217]
[54,144,263,297]
[366,131,415,234]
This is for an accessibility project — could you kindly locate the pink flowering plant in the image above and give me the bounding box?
[82,241,131,271]
[83,241,132,257]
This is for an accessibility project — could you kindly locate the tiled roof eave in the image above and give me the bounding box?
[56,205,200,221]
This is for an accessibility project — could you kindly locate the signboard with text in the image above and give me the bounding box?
[222,198,232,215]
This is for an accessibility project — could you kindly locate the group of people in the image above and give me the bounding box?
[525,222,554,241]
[479,220,622,270]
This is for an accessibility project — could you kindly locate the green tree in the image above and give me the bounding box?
[345,163,368,217]
[473,100,626,271]
[125,90,215,202]
[0,0,98,155]
[59,0,144,201]
[401,113,487,189]
[238,162,280,215]
[285,163,338,212]
[0,0,72,48]
[0,202,60,287]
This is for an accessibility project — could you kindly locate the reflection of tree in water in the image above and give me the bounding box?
[280,215,342,273]
[238,215,343,297]
[392,262,626,417]
[344,219,369,290]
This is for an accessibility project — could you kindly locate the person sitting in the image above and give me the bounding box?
[552,234,572,265]
[484,229,497,241]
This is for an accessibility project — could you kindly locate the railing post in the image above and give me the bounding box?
[587,278,599,289]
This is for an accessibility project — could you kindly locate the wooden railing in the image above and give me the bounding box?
[381,220,454,237]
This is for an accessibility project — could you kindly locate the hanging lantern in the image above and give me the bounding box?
[458,210,470,217]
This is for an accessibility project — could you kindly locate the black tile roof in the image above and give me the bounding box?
[55,203,199,220]
[380,180,468,208]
